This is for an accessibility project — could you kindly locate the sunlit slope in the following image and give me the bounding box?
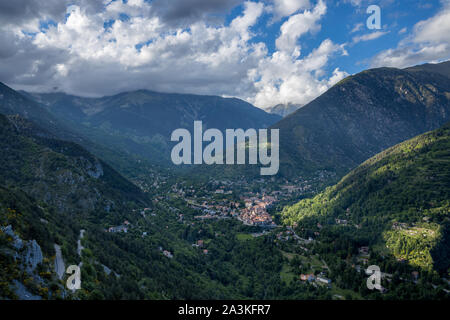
[280,123,450,270]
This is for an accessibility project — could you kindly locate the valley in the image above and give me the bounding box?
[1,62,449,300]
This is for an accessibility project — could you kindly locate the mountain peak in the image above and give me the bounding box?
[274,64,450,176]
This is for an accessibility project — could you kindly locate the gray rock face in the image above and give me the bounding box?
[54,244,66,280]
[1,225,44,273]
[23,240,43,274]
[1,226,47,299]
[102,264,112,275]
[77,229,85,257]
[84,158,104,179]
[1,225,23,250]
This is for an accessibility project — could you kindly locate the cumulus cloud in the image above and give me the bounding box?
[247,0,349,108]
[371,1,450,68]
[275,0,326,53]
[0,0,105,31]
[150,0,243,27]
[0,0,67,31]
[2,1,267,98]
[249,39,348,108]
[269,0,311,20]
[0,0,347,109]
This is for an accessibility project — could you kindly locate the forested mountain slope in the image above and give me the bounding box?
[273,63,450,176]
[280,123,450,271]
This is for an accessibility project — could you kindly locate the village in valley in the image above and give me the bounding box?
[101,169,361,295]
[165,174,332,228]
[99,167,447,299]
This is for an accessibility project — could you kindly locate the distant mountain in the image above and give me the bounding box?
[0,82,84,144]
[280,122,450,271]
[0,82,163,179]
[266,103,302,117]
[405,60,450,79]
[273,63,450,176]
[22,90,281,165]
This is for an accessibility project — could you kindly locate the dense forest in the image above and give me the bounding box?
[281,123,450,279]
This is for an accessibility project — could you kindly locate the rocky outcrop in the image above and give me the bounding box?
[54,244,66,280]
[1,225,23,251]
[1,225,43,274]
[23,240,43,274]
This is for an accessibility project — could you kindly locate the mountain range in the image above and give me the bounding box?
[265,103,302,117]
[20,90,281,165]
[1,60,449,300]
[274,61,450,176]
[8,62,450,181]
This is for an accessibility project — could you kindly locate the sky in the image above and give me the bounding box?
[0,0,449,109]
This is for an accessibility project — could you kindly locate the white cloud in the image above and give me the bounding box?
[248,0,348,108]
[352,31,389,43]
[1,0,347,109]
[341,0,363,7]
[275,0,326,53]
[270,0,310,20]
[249,39,348,108]
[372,1,450,68]
[413,5,450,44]
[351,22,364,33]
[230,1,264,40]
[5,1,267,99]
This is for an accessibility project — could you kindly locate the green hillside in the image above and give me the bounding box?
[280,123,450,271]
[0,113,321,300]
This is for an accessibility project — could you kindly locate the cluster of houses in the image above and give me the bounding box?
[238,196,277,227]
[189,199,239,219]
[238,209,275,227]
[164,176,341,231]
[300,272,332,286]
[276,227,313,246]
[159,246,173,259]
[192,240,209,255]
[106,220,131,233]
[392,222,409,230]
[335,218,348,226]
[280,185,304,193]
[186,192,277,228]
[214,188,233,195]
[139,207,156,217]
